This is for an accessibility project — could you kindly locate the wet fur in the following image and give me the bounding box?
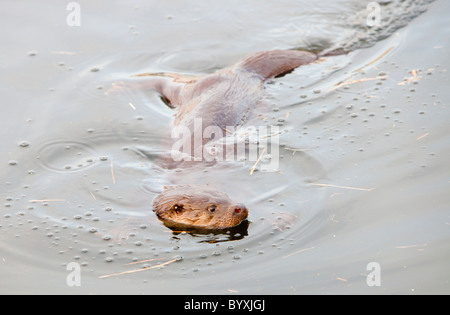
[144,50,318,229]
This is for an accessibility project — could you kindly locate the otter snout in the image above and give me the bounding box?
[231,203,248,216]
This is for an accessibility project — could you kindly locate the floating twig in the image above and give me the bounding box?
[364,46,394,68]
[283,246,315,259]
[284,147,310,155]
[250,148,266,175]
[310,183,374,192]
[395,243,427,249]
[51,51,77,55]
[416,133,429,141]
[125,258,167,266]
[111,158,116,184]
[99,258,177,279]
[329,75,387,92]
[328,46,394,92]
[398,69,422,85]
[29,199,66,203]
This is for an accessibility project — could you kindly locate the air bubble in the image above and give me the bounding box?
[18,141,30,148]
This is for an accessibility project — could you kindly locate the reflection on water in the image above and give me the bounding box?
[170,220,250,244]
[1,0,449,294]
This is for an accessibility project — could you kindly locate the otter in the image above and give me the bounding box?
[152,185,248,231]
[129,50,318,230]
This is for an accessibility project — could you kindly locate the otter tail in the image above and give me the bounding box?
[235,49,318,81]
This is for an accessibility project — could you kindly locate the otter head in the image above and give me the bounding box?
[152,185,248,231]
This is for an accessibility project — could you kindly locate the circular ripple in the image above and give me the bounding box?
[34,140,100,173]
[157,49,218,73]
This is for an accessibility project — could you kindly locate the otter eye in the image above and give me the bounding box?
[208,205,216,213]
[172,204,183,213]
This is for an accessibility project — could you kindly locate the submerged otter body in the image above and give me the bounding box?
[135,50,318,230]
[139,50,317,145]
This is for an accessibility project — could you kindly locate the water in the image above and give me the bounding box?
[1,0,449,294]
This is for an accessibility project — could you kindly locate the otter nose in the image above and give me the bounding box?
[233,203,247,214]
